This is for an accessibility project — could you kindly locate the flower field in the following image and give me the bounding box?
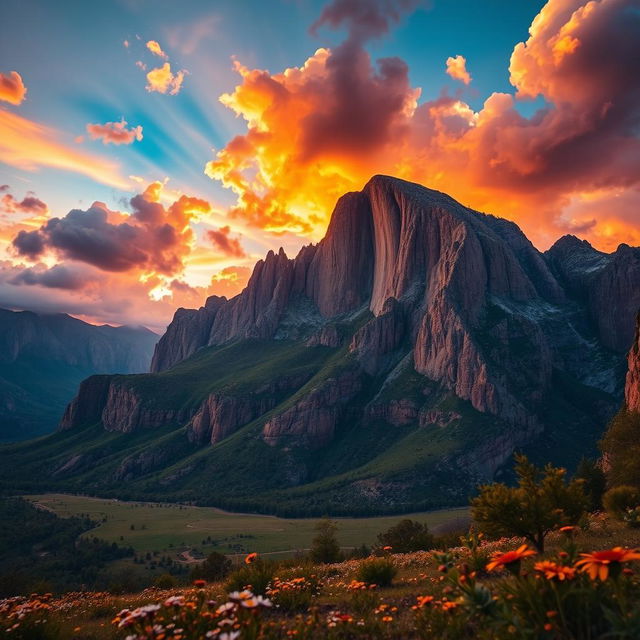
[2,513,640,639]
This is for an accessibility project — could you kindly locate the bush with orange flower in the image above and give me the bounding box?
[225,553,274,596]
[472,454,589,551]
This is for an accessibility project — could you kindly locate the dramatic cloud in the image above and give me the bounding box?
[11,182,210,275]
[146,39,168,59]
[86,119,143,145]
[0,71,27,105]
[206,226,247,257]
[1,189,48,215]
[446,55,471,84]
[146,62,185,94]
[0,110,130,188]
[204,0,426,234]
[205,0,640,250]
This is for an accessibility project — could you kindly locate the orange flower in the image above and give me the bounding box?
[486,545,536,572]
[415,595,434,608]
[575,547,640,581]
[245,552,259,564]
[534,561,576,581]
[382,546,392,552]
[559,526,577,533]
[192,579,206,588]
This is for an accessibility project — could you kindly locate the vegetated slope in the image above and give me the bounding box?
[2,176,638,515]
[0,308,158,441]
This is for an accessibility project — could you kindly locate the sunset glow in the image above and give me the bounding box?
[0,0,638,330]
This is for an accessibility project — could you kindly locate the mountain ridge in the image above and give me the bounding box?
[0,308,158,441]
[3,175,638,515]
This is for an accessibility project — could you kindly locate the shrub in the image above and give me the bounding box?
[356,557,397,587]
[309,519,342,564]
[190,551,232,583]
[153,573,177,589]
[225,556,274,595]
[471,454,589,551]
[266,569,321,612]
[377,519,434,553]
[600,408,640,487]
[603,485,640,518]
[574,457,607,511]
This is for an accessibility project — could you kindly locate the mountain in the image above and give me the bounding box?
[0,309,158,441]
[2,176,638,515]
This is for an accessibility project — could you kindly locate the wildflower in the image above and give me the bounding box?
[164,596,185,607]
[383,546,392,552]
[534,561,576,581]
[415,595,434,608]
[559,525,577,534]
[575,547,640,581]
[245,552,259,564]
[486,545,536,573]
[228,590,253,602]
[193,579,207,588]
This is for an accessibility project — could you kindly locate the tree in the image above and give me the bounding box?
[190,551,232,582]
[600,409,640,488]
[310,518,341,564]
[574,457,607,511]
[377,519,434,553]
[471,454,589,551]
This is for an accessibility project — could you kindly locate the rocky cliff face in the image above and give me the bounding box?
[546,237,640,352]
[625,315,640,413]
[150,175,620,439]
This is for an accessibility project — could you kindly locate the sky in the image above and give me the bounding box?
[0,0,638,331]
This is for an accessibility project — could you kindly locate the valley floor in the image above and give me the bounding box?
[26,493,469,559]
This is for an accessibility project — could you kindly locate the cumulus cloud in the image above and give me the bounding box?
[206,226,247,257]
[205,0,421,235]
[205,0,640,250]
[11,183,210,275]
[446,54,471,84]
[1,189,48,215]
[146,39,168,59]
[0,71,27,105]
[146,62,185,94]
[86,119,143,145]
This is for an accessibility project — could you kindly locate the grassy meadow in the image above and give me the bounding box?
[27,493,469,559]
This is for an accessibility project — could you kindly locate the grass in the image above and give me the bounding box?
[25,493,469,559]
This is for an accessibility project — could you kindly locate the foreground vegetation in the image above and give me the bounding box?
[4,450,640,638]
[2,515,640,639]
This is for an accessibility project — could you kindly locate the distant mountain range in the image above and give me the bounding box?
[0,309,157,441]
[3,176,639,515]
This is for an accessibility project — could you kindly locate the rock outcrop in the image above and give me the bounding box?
[625,315,640,413]
[546,237,640,352]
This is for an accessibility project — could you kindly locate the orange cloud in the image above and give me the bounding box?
[146,62,185,94]
[146,39,168,59]
[0,109,130,189]
[206,226,247,258]
[205,0,640,251]
[86,118,143,145]
[445,54,471,84]
[0,71,27,105]
[12,183,210,276]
